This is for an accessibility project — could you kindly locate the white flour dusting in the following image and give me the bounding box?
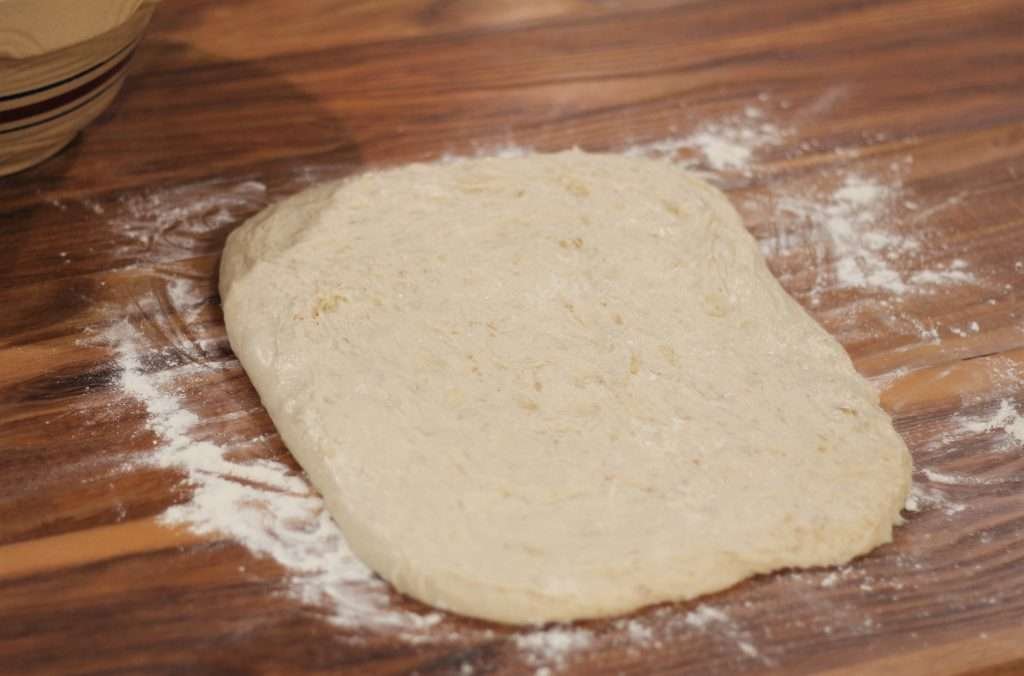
[683,605,763,660]
[909,260,974,286]
[921,468,994,486]
[167,277,206,316]
[625,105,783,175]
[514,627,594,673]
[112,180,267,258]
[624,619,654,644]
[684,604,730,628]
[961,399,1024,449]
[820,572,841,588]
[903,483,966,516]
[765,170,977,306]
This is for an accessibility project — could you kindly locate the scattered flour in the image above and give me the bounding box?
[112,180,267,258]
[920,468,957,485]
[688,122,782,173]
[167,277,206,316]
[904,483,966,516]
[768,172,976,303]
[947,319,982,338]
[440,144,531,164]
[909,259,974,286]
[822,175,911,293]
[682,605,764,661]
[961,399,1024,448]
[820,572,840,588]
[625,106,783,175]
[921,468,991,486]
[624,619,654,644]
[83,198,105,214]
[514,627,594,673]
[684,605,730,628]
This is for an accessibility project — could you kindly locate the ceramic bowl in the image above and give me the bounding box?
[0,0,158,176]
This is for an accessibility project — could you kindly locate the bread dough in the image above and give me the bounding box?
[220,150,911,625]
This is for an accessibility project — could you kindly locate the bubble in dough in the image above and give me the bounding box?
[219,150,912,625]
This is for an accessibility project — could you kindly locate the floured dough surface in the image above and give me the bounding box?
[220,150,911,624]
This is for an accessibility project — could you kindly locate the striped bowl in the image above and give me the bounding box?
[0,0,158,176]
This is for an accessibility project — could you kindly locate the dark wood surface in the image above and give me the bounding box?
[3,1,1024,673]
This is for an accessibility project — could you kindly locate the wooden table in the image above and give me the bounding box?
[2,1,1023,673]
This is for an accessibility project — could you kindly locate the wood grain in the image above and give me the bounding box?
[2,0,1023,673]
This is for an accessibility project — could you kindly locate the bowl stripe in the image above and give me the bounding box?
[0,43,136,125]
[0,73,124,136]
[0,41,135,103]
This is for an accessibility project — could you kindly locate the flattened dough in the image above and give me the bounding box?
[220,150,911,624]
